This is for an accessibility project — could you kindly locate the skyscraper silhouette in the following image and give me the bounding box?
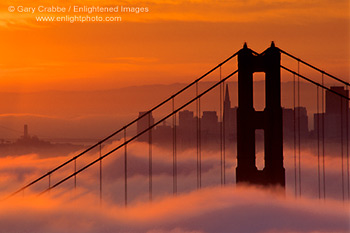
[137,112,154,142]
[314,86,349,140]
[223,84,237,142]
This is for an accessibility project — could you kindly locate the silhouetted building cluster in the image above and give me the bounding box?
[312,86,349,140]
[282,106,309,141]
[136,85,349,150]
[137,110,220,150]
[15,124,51,147]
[282,86,349,142]
[135,85,234,150]
[136,85,236,150]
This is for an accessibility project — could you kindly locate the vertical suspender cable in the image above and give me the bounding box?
[297,61,302,198]
[74,158,77,189]
[124,128,127,207]
[48,173,51,194]
[149,113,153,202]
[322,73,326,200]
[172,98,177,195]
[220,66,223,186]
[199,96,202,188]
[196,82,202,189]
[293,73,297,198]
[346,86,350,201]
[196,82,200,189]
[341,98,345,201]
[99,143,102,205]
[175,112,177,195]
[223,80,226,185]
[317,86,321,199]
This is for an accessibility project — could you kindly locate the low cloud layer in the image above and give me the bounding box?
[0,141,349,233]
[0,186,349,233]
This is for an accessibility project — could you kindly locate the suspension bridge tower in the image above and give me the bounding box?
[236,42,285,187]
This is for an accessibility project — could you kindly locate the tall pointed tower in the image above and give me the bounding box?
[224,84,231,112]
[223,84,237,142]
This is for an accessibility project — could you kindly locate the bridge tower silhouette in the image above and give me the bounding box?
[236,42,285,187]
[5,42,350,203]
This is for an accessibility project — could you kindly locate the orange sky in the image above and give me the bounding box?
[0,0,349,92]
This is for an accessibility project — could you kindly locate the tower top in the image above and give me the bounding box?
[243,42,248,49]
[271,41,275,47]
